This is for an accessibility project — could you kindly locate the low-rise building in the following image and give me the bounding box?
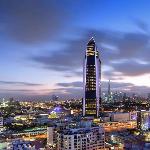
[7,140,35,150]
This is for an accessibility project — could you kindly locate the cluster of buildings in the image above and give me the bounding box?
[0,38,150,150]
[57,125,105,150]
[46,119,105,150]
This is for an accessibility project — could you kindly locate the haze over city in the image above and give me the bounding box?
[0,0,150,99]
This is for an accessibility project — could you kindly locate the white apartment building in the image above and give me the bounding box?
[57,126,105,150]
[47,126,54,146]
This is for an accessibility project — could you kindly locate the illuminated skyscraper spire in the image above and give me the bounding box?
[87,37,95,45]
[83,37,101,118]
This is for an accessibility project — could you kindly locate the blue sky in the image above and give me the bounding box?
[0,0,150,99]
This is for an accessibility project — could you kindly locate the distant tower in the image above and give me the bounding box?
[123,92,127,101]
[148,93,150,100]
[107,80,111,102]
[47,126,54,146]
[52,95,59,101]
[83,37,101,118]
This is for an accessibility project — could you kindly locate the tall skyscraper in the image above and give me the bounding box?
[83,37,101,118]
[148,93,150,100]
[107,80,111,103]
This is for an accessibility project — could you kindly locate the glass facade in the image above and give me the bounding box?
[137,110,150,131]
[83,38,101,118]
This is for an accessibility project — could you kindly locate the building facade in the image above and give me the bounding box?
[137,110,150,131]
[57,126,105,150]
[0,117,3,127]
[83,38,101,118]
[47,126,55,146]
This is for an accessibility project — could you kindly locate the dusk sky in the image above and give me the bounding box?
[0,0,150,99]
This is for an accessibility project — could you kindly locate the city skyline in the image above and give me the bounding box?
[0,0,150,99]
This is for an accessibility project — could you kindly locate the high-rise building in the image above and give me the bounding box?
[107,80,111,103]
[123,92,127,101]
[57,126,105,150]
[83,37,101,118]
[148,93,150,100]
[47,126,55,146]
[137,110,150,131]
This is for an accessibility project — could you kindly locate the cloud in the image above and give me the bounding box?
[0,88,51,100]
[117,33,149,58]
[56,81,133,90]
[0,81,48,98]
[53,80,150,98]
[30,29,118,73]
[129,85,150,93]
[56,81,82,88]
[0,0,71,44]
[1,80,149,99]
[0,88,49,93]
[111,60,150,76]
[52,87,83,98]
[101,81,133,90]
[30,28,150,79]
[102,70,124,80]
[0,90,52,101]
[0,81,43,86]
[134,19,149,32]
[30,37,86,72]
